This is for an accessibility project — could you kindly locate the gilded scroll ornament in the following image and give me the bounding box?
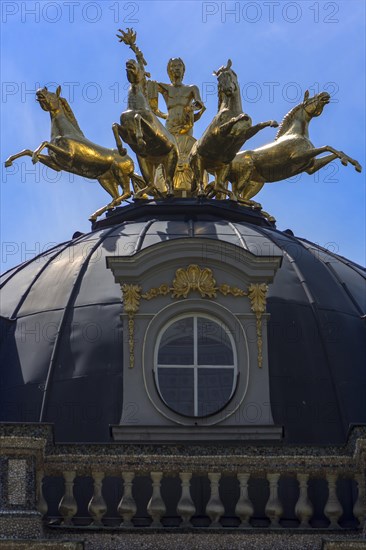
[140,284,170,300]
[121,267,267,369]
[248,283,268,369]
[121,284,141,368]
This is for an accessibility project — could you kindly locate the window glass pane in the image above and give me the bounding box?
[158,317,194,365]
[197,317,233,365]
[157,368,194,416]
[197,368,234,416]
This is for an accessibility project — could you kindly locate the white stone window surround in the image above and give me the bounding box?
[143,299,250,427]
[107,238,283,440]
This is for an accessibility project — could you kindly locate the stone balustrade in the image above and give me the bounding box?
[0,424,365,535]
[36,469,363,529]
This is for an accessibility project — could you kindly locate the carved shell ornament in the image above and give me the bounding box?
[121,265,268,369]
[172,265,217,298]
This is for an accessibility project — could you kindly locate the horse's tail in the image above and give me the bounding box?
[130,173,146,191]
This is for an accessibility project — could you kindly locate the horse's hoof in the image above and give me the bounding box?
[134,189,148,200]
[4,160,12,167]
[118,148,127,156]
[271,120,279,128]
[355,164,362,173]
[31,155,38,165]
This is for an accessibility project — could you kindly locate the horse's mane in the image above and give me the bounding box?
[59,97,85,136]
[217,68,238,111]
[275,102,303,140]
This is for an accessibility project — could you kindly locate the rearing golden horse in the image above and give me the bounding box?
[5,86,144,221]
[228,90,362,204]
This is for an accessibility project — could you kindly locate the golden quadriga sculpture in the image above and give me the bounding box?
[4,29,362,221]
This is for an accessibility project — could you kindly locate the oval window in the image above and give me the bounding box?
[154,315,237,417]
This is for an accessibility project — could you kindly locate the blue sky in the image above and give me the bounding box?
[1,0,365,272]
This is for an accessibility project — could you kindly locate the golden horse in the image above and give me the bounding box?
[228,90,362,204]
[189,59,278,197]
[5,86,144,221]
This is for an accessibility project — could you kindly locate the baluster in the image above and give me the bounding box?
[88,471,107,526]
[353,474,365,525]
[206,472,224,527]
[147,472,166,528]
[58,470,77,525]
[36,470,48,518]
[118,471,137,527]
[295,473,313,528]
[265,473,283,527]
[324,473,342,528]
[235,473,253,527]
[177,472,195,527]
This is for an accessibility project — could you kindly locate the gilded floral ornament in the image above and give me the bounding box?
[248,283,268,369]
[141,284,170,300]
[121,268,267,368]
[218,283,247,297]
[248,283,268,314]
[121,284,141,368]
[121,284,141,313]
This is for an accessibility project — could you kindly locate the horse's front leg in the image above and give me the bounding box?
[162,147,178,197]
[190,153,206,197]
[134,114,147,150]
[5,147,63,172]
[31,141,49,163]
[305,153,338,175]
[5,149,34,167]
[112,123,127,156]
[214,165,231,200]
[293,146,362,173]
[32,141,69,165]
[218,113,251,136]
[244,120,279,140]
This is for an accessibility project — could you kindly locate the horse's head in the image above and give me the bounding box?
[126,59,144,85]
[36,86,62,113]
[214,59,238,98]
[303,90,331,118]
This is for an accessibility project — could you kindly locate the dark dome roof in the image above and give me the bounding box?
[1,200,365,443]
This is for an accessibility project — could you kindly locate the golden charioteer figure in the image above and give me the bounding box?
[4,27,362,221]
[148,57,206,194]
